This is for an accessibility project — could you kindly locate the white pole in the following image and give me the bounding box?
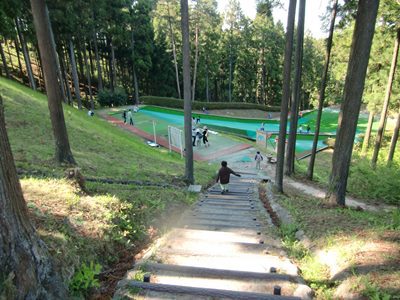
[153,120,157,144]
[180,129,183,158]
[168,126,171,152]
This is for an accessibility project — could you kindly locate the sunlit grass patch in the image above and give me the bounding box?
[275,191,400,298]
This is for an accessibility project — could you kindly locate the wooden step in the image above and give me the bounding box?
[120,281,301,300]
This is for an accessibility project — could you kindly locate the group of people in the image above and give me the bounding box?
[192,126,209,147]
[122,106,139,125]
[191,114,210,148]
[299,124,311,133]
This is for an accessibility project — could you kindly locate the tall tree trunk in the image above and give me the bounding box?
[88,41,95,77]
[14,39,23,76]
[107,37,115,92]
[131,31,140,105]
[192,24,199,102]
[167,3,181,99]
[0,96,67,300]
[46,5,66,103]
[16,18,36,90]
[5,41,15,71]
[261,49,266,105]
[82,41,94,110]
[371,28,399,167]
[307,0,338,180]
[229,37,232,102]
[76,39,85,80]
[361,111,375,156]
[68,39,82,109]
[110,39,117,91]
[205,59,210,102]
[93,33,103,91]
[0,41,10,78]
[326,0,379,206]
[4,39,14,71]
[387,110,400,164]
[34,47,44,90]
[31,0,76,164]
[274,0,297,192]
[59,46,72,104]
[181,0,194,184]
[286,0,306,176]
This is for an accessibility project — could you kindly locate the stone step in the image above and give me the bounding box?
[158,242,268,258]
[195,203,254,210]
[195,202,260,211]
[119,281,301,300]
[177,223,263,235]
[199,198,254,204]
[179,222,261,232]
[184,213,260,224]
[203,195,254,201]
[207,190,253,196]
[127,263,302,296]
[154,252,298,275]
[180,218,262,229]
[140,263,300,281]
[168,228,262,244]
[189,209,255,218]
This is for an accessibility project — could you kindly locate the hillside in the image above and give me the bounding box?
[0,77,216,297]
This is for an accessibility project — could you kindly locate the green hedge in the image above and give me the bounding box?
[140,96,280,112]
[141,105,279,123]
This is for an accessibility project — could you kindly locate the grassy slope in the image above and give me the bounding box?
[0,77,216,296]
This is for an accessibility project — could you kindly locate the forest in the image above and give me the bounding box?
[0,0,395,111]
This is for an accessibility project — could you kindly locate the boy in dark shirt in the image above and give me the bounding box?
[216,161,241,194]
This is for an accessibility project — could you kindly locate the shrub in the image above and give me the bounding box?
[140,96,280,112]
[69,261,102,297]
[97,87,128,107]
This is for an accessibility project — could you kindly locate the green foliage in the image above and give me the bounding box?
[69,262,102,297]
[140,96,280,111]
[97,88,128,107]
[279,223,309,260]
[360,277,392,300]
[389,209,400,230]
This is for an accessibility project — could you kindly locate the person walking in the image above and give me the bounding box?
[122,110,127,123]
[255,151,263,170]
[216,161,241,194]
[202,126,209,147]
[192,127,197,146]
[127,109,134,126]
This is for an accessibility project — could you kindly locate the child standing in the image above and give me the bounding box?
[216,161,241,194]
[255,151,263,170]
